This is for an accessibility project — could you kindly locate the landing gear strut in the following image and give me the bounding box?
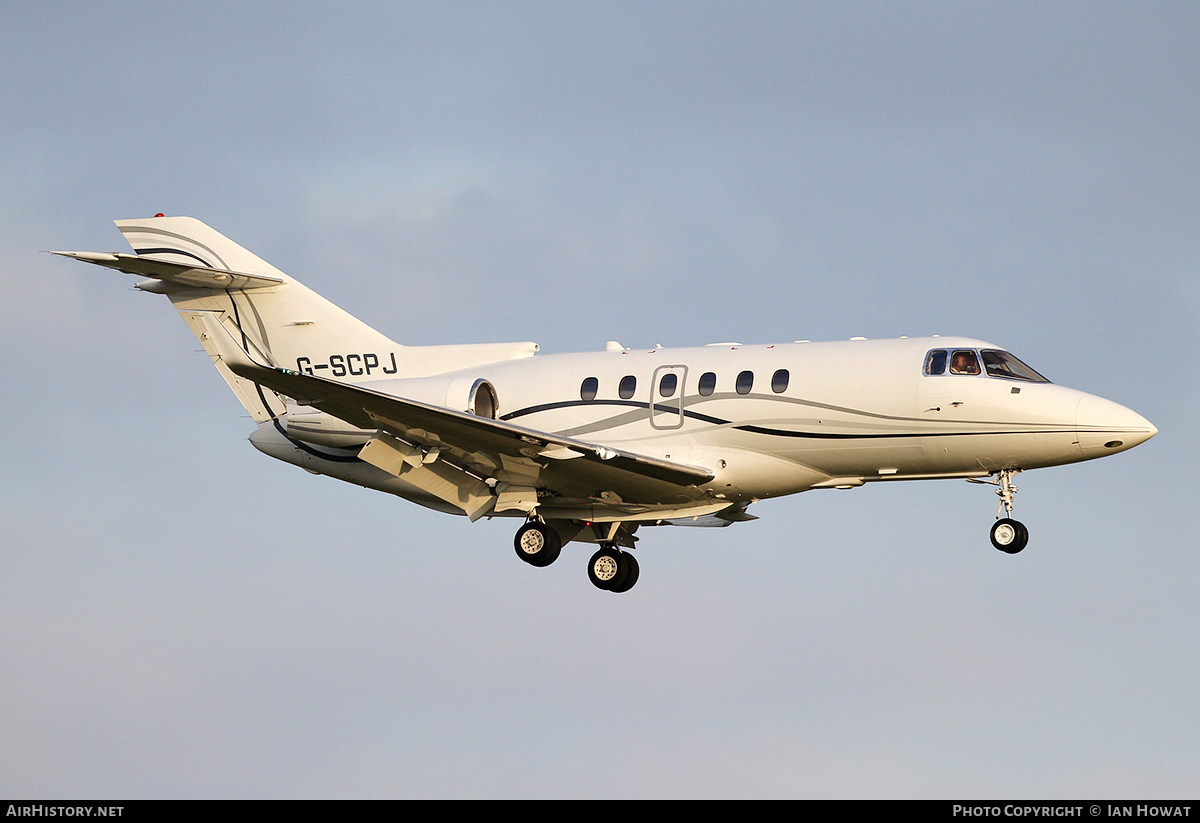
[514,520,561,567]
[588,545,640,593]
[971,469,1029,554]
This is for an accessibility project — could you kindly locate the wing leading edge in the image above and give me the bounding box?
[186,311,717,521]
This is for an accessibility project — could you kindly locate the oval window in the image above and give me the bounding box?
[580,376,598,401]
[659,373,678,397]
[619,375,637,400]
[698,372,716,396]
[771,369,789,393]
[736,370,754,395]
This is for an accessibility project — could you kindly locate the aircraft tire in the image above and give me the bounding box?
[588,546,626,591]
[610,551,640,593]
[514,522,561,567]
[990,518,1029,554]
[1012,521,1029,553]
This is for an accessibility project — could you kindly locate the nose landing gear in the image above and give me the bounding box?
[971,469,1029,554]
[990,518,1029,553]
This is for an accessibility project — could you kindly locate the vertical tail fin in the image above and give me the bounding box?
[115,216,292,280]
[115,216,405,422]
[60,216,540,422]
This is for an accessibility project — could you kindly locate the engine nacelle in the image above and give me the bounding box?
[282,376,500,448]
[355,374,501,419]
[445,376,499,419]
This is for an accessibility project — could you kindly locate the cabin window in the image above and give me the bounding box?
[736,370,754,395]
[949,350,981,375]
[619,375,637,399]
[771,369,789,393]
[924,350,948,375]
[659,372,678,398]
[698,372,717,396]
[981,350,1051,383]
[580,376,598,401]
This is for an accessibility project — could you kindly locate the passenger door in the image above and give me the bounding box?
[650,365,688,429]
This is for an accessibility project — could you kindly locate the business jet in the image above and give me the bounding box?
[55,216,1157,592]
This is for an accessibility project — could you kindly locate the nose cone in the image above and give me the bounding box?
[1076,393,1157,457]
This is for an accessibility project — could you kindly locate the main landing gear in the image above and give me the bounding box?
[514,520,561,567]
[971,469,1029,554]
[587,545,639,593]
[512,519,640,592]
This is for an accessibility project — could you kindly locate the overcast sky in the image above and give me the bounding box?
[2,1,1196,798]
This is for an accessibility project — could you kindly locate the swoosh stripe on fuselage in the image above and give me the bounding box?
[500,396,1074,441]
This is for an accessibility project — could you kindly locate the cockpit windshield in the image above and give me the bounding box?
[980,350,1050,383]
[924,348,1051,383]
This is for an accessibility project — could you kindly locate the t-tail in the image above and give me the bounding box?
[53,216,538,422]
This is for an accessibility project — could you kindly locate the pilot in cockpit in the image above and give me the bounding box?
[950,350,980,375]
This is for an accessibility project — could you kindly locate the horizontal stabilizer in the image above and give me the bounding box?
[50,251,283,291]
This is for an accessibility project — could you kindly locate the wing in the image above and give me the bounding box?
[50,251,283,291]
[187,311,718,522]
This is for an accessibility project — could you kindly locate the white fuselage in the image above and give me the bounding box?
[251,335,1156,514]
